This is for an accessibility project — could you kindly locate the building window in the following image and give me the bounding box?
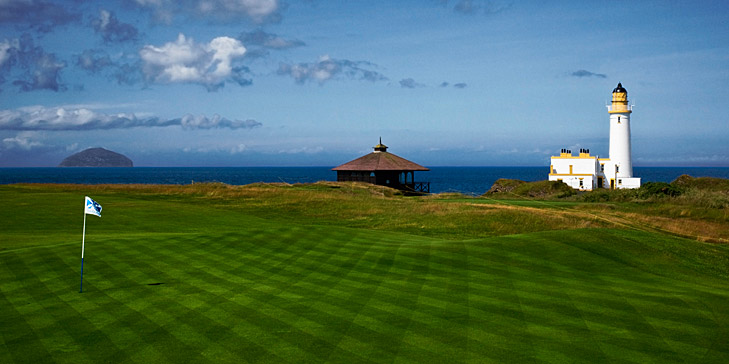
[600,164,604,172]
[616,165,620,173]
[579,179,584,187]
[618,179,622,185]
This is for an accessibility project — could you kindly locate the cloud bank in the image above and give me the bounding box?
[0,106,262,131]
[140,33,250,90]
[277,55,387,84]
[2,132,43,150]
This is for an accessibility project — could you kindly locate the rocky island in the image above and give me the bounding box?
[59,147,133,167]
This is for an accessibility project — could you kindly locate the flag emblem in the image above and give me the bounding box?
[85,196,102,217]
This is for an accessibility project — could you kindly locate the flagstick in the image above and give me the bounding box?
[80,211,87,293]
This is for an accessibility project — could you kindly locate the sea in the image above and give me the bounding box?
[1,167,728,195]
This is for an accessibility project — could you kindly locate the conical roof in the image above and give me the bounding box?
[332,140,429,171]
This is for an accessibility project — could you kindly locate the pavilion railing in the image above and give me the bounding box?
[411,182,430,193]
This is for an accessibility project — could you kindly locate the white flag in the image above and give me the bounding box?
[85,196,102,217]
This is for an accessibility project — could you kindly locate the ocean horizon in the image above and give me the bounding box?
[1,166,728,195]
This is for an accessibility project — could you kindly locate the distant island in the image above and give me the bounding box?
[59,147,133,167]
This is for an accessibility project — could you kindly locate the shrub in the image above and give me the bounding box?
[582,190,613,202]
[579,188,637,202]
[639,182,682,198]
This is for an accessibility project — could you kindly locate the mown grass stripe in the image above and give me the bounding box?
[0,253,58,363]
[6,250,129,363]
[83,268,208,363]
[222,233,464,362]
[125,236,353,362]
[75,238,252,363]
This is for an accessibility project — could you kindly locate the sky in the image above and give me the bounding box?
[1,0,728,167]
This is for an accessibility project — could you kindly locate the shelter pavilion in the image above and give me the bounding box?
[333,139,430,193]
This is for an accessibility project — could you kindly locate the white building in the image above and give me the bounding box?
[549,83,641,191]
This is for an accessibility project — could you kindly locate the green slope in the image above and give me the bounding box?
[1,185,728,363]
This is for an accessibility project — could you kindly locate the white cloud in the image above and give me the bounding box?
[2,132,43,150]
[208,36,245,78]
[0,105,262,131]
[140,33,247,90]
[179,114,260,129]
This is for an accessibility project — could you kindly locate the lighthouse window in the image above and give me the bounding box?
[616,165,620,173]
[600,164,605,172]
[617,116,621,123]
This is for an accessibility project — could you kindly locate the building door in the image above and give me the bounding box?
[597,177,603,188]
[610,179,615,189]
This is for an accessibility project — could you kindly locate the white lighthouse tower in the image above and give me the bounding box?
[548,82,641,190]
[606,82,641,189]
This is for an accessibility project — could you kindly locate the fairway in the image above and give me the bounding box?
[1,184,728,363]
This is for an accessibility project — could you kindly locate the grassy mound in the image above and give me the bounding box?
[672,174,729,191]
[485,179,576,199]
[1,183,729,363]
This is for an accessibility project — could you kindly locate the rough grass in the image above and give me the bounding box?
[2,183,729,363]
[3,182,608,241]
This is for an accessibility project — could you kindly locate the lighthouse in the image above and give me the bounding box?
[608,83,633,180]
[548,82,641,190]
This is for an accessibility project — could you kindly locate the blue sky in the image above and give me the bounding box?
[1,0,728,167]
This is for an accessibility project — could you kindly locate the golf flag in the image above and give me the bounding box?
[80,196,101,293]
[85,196,102,217]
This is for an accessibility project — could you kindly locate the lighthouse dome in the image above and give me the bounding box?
[613,82,627,94]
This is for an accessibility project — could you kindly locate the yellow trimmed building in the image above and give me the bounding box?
[549,83,641,191]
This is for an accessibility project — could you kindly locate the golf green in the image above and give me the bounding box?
[1,185,728,363]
